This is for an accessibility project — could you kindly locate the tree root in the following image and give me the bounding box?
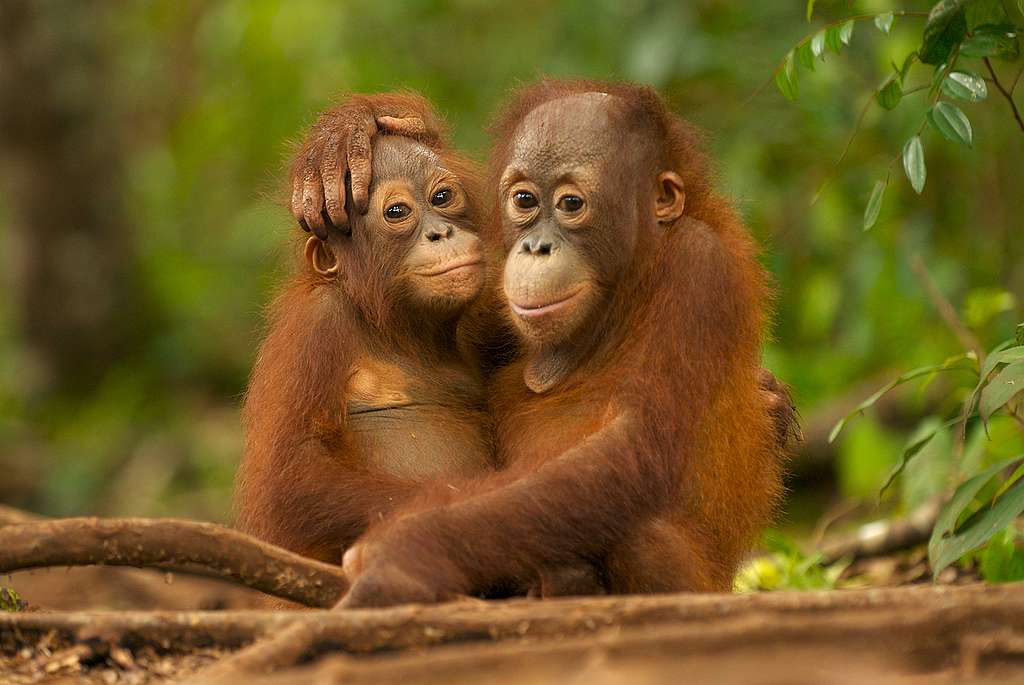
[0,517,347,607]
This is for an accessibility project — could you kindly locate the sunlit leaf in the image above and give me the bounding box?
[775,51,799,101]
[943,70,988,101]
[828,354,974,443]
[928,102,973,146]
[811,30,827,58]
[839,20,855,45]
[863,179,887,230]
[826,25,844,54]
[798,40,816,71]
[876,78,902,110]
[903,135,927,194]
[980,360,1024,422]
[875,12,895,34]
[920,1,968,65]
[931,457,1024,576]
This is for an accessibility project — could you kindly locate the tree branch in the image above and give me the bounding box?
[0,517,348,607]
[985,57,1024,134]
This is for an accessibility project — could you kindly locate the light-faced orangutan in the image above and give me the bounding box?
[334,81,788,606]
[235,95,497,565]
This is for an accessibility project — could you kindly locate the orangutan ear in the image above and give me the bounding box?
[654,171,686,224]
[304,236,340,277]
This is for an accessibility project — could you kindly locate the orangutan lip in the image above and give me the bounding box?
[510,287,584,318]
[416,256,483,277]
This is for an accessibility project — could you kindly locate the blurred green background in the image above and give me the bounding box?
[0,0,1020,534]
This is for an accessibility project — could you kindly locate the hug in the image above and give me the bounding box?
[235,80,797,608]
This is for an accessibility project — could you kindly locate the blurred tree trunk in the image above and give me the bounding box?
[0,1,147,397]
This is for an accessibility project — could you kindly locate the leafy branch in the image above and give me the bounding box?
[773,1,1022,231]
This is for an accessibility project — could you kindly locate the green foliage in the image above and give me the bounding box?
[829,354,974,443]
[930,455,1024,575]
[734,532,850,592]
[920,1,968,65]
[903,135,928,193]
[863,178,887,230]
[960,24,1021,58]
[928,102,974,145]
[0,588,24,613]
[979,525,1024,582]
[774,0,1023,226]
[943,70,988,101]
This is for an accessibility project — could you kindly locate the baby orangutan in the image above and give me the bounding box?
[236,125,495,566]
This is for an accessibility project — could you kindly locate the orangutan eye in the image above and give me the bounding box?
[431,188,453,206]
[557,195,584,213]
[513,190,538,209]
[384,203,412,222]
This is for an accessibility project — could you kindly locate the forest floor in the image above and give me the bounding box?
[0,516,1020,684]
[1,557,1020,684]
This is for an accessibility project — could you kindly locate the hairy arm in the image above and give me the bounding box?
[339,409,677,606]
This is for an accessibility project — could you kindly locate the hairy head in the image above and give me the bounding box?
[489,81,708,350]
[308,136,484,333]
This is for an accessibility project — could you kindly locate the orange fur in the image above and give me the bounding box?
[341,81,786,604]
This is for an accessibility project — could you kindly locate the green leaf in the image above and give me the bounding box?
[806,0,816,22]
[964,344,1024,420]
[903,135,927,194]
[826,25,844,54]
[811,30,827,58]
[0,588,23,613]
[979,345,1024,387]
[876,78,903,110]
[880,416,961,495]
[875,12,895,34]
[960,25,1021,59]
[931,456,1024,560]
[931,459,1024,576]
[775,51,799,101]
[1017,323,1024,346]
[979,526,1024,583]
[980,360,1024,422]
[943,70,988,101]
[928,102,974,146]
[839,20,855,45]
[828,354,974,442]
[798,40,816,71]
[920,1,968,65]
[863,179,887,231]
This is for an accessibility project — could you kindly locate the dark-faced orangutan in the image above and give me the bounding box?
[334,81,789,607]
[235,94,499,565]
